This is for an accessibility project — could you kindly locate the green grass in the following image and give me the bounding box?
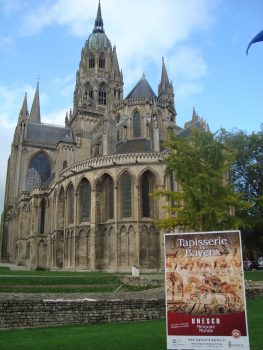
[0,267,123,293]
[245,270,263,281]
[0,298,262,350]
[247,297,263,350]
[0,267,163,293]
[0,320,167,350]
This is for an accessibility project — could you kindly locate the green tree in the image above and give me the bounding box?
[157,128,247,232]
[220,127,263,256]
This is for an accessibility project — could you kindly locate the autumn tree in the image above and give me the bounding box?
[157,128,247,232]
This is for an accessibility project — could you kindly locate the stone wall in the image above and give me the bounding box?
[0,286,262,330]
[0,297,165,330]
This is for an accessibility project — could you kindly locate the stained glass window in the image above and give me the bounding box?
[89,53,95,68]
[79,179,91,222]
[133,112,141,137]
[141,173,150,217]
[99,52,105,68]
[67,184,74,224]
[27,152,51,190]
[39,199,45,234]
[105,176,114,220]
[121,173,132,217]
[98,84,106,105]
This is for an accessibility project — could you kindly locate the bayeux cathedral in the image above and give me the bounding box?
[0,2,205,271]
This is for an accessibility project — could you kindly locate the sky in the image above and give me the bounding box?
[0,0,262,214]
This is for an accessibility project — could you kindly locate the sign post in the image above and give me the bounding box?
[164,230,250,350]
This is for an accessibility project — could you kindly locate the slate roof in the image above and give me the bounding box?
[26,123,74,144]
[126,75,156,99]
[116,139,151,154]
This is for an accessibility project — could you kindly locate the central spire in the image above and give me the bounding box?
[93,0,104,33]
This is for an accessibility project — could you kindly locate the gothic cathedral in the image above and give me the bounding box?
[0,3,204,271]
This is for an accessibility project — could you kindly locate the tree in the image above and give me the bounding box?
[156,128,247,232]
[220,127,263,257]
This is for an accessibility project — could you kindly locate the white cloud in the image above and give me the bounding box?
[42,107,70,126]
[20,0,217,93]
[51,75,75,99]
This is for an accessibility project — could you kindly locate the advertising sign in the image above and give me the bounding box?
[164,231,250,350]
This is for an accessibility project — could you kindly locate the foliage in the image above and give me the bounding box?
[156,128,248,231]
[220,127,263,257]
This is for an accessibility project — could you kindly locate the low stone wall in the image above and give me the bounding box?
[0,286,262,330]
[121,275,163,287]
[246,287,263,299]
[0,296,165,330]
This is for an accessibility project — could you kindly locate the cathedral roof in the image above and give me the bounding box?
[87,32,111,50]
[126,74,156,99]
[26,123,74,144]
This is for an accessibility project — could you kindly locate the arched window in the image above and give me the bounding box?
[120,173,132,218]
[27,152,51,190]
[133,112,141,138]
[140,171,155,218]
[85,83,93,100]
[99,52,105,69]
[105,176,114,220]
[96,174,114,222]
[141,174,150,217]
[117,129,122,142]
[67,184,74,225]
[79,179,91,222]
[63,161,68,170]
[98,84,107,105]
[89,53,95,68]
[39,199,46,234]
[58,187,65,229]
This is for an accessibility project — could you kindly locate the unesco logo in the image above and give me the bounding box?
[232,329,241,338]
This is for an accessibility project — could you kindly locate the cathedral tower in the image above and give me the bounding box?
[72,2,123,125]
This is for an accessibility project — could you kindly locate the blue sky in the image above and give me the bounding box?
[0,0,262,214]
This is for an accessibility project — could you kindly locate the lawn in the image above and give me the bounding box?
[0,267,161,293]
[0,266,262,293]
[0,297,262,350]
[0,267,122,293]
[244,270,263,281]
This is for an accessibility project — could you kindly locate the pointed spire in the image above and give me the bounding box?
[192,107,198,120]
[158,57,174,106]
[161,57,169,85]
[29,82,41,124]
[19,92,29,121]
[93,0,104,33]
[112,45,120,75]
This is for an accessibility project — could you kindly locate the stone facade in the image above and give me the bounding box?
[0,3,204,272]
